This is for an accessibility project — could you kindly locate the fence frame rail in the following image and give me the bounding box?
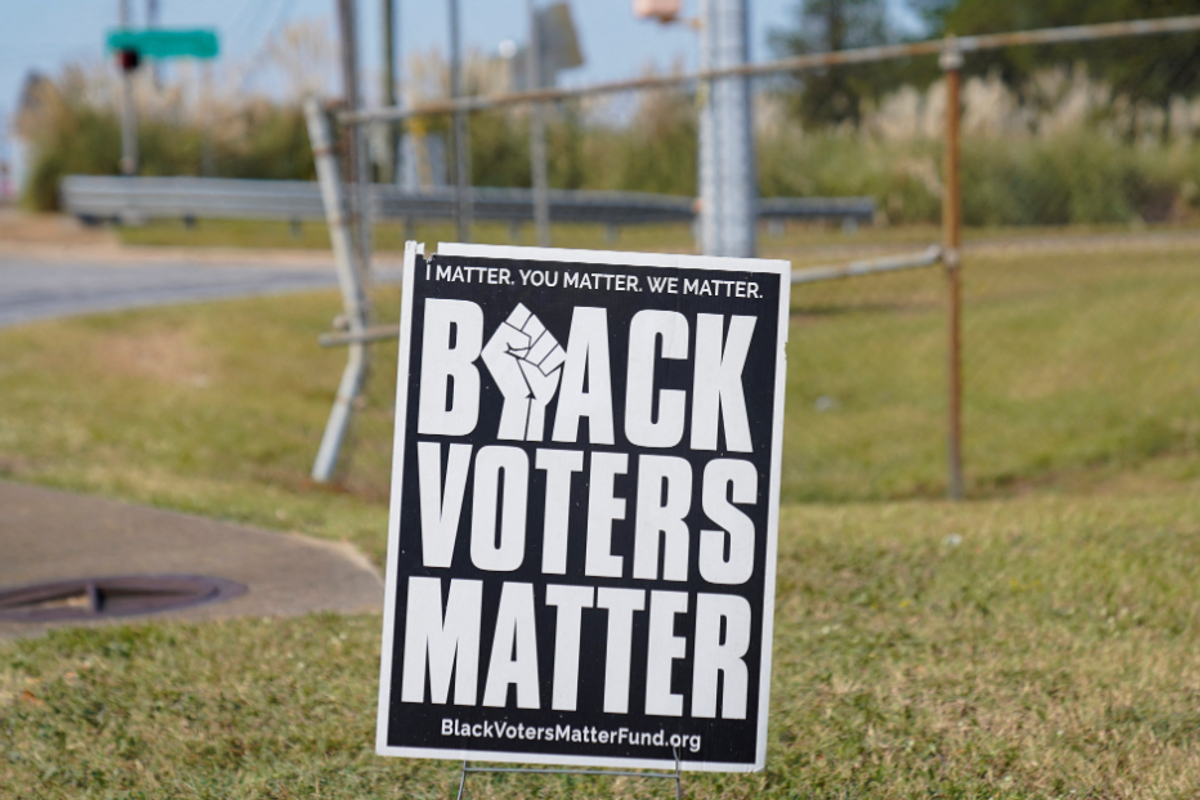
[309,14,1200,496]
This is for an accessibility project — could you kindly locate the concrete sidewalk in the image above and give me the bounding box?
[0,482,384,638]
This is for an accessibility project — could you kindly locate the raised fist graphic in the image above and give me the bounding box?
[481,303,566,441]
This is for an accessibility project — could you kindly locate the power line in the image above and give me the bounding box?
[225,0,280,52]
[236,0,301,93]
[263,0,302,46]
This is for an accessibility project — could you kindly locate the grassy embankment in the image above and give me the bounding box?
[2,233,1199,798]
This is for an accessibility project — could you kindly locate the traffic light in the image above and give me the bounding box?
[117,47,140,72]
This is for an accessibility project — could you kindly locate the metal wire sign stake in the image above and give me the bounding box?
[372,240,790,793]
[454,748,684,800]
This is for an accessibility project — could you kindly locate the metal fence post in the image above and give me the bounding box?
[304,97,372,483]
[381,0,400,185]
[698,0,757,258]
[355,124,374,282]
[449,0,473,242]
[118,0,138,176]
[527,0,551,247]
[941,37,965,501]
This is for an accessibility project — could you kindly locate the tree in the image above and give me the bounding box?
[769,0,896,126]
[914,0,1200,106]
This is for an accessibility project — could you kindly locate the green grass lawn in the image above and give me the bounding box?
[114,217,940,258]
[2,234,1199,797]
[0,290,397,565]
[784,240,1200,500]
[113,216,1197,261]
[4,497,1199,798]
[115,218,707,255]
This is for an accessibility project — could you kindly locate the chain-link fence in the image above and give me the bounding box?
[318,14,1200,504]
[956,30,1200,497]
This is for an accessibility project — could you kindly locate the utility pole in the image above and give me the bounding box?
[337,0,360,184]
[337,0,372,272]
[527,0,550,246]
[118,0,138,176]
[698,0,756,257]
[201,61,215,176]
[449,0,472,241]
[146,0,161,88]
[381,0,400,184]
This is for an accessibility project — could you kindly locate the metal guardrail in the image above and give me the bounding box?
[61,176,324,221]
[60,175,875,227]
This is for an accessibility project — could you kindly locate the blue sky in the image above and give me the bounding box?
[0,0,922,180]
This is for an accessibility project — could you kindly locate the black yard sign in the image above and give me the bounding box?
[376,242,790,772]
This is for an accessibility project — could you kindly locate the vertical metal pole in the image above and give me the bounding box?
[356,113,374,282]
[941,38,964,501]
[120,76,138,176]
[118,0,138,176]
[201,62,216,177]
[381,0,399,184]
[305,98,371,483]
[527,0,551,247]
[337,0,358,190]
[0,117,10,202]
[454,760,469,800]
[146,0,162,88]
[697,1,714,253]
[697,0,756,258]
[449,0,473,242]
[337,0,372,280]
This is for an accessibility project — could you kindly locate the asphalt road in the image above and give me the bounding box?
[0,258,341,328]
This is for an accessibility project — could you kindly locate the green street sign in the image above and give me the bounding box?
[106,29,219,60]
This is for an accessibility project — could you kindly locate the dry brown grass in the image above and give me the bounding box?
[92,325,217,389]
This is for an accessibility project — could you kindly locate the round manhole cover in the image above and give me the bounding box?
[0,575,248,623]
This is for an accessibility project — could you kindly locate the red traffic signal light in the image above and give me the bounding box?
[117,48,140,72]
